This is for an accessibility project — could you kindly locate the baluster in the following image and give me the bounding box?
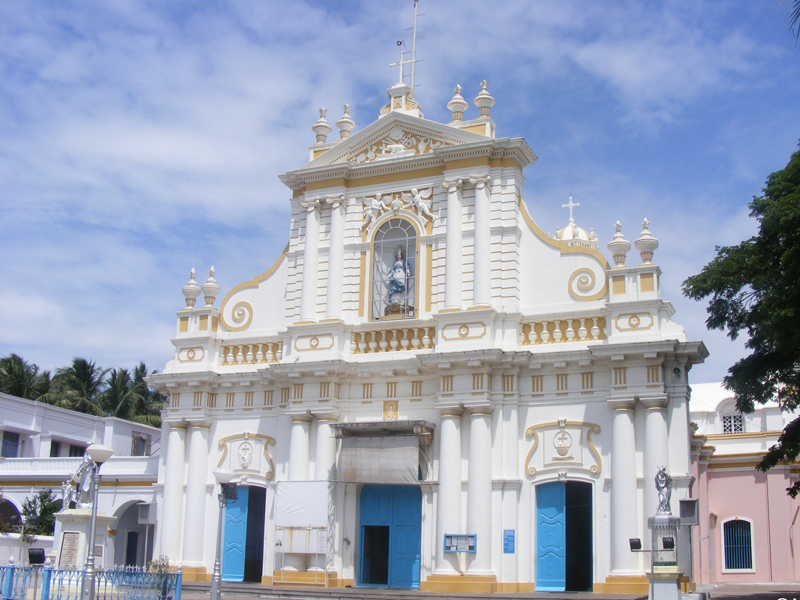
[368,331,378,353]
[528,324,538,345]
[389,330,399,351]
[265,343,274,363]
[350,332,357,354]
[565,320,575,341]
[411,328,420,349]
[540,322,551,343]
[379,330,389,352]
[276,344,283,361]
[590,317,600,340]
[553,320,563,342]
[226,347,234,365]
[421,327,432,348]
[400,329,410,350]
[578,318,588,341]
[245,344,254,364]
[358,333,367,353]
[235,345,245,364]
[255,344,264,363]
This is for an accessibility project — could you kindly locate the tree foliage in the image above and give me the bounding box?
[683,141,800,494]
[0,354,51,399]
[21,489,61,536]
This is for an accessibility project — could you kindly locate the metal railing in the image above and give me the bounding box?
[1,565,182,600]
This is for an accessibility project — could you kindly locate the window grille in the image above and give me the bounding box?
[723,519,753,570]
[722,414,744,434]
[1,432,19,458]
[131,432,151,456]
[371,219,417,320]
[69,444,85,457]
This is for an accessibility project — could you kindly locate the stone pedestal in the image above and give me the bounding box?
[54,509,115,569]
[651,569,682,600]
[648,515,682,600]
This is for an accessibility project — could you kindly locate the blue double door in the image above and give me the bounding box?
[359,485,421,589]
[536,481,593,592]
[222,485,267,583]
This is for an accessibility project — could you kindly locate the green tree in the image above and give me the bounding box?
[787,0,800,42]
[21,489,61,536]
[130,362,164,428]
[683,141,800,494]
[39,357,108,416]
[0,354,51,399]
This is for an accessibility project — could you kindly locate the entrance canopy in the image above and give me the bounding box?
[332,421,434,485]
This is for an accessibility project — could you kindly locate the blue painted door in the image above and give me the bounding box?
[222,486,249,582]
[359,485,421,589]
[536,482,566,592]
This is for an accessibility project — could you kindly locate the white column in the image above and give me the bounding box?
[467,407,493,574]
[470,175,492,307]
[643,396,670,522]
[314,415,338,481]
[442,179,463,310]
[181,423,209,567]
[300,199,320,322]
[325,196,346,320]
[160,423,187,561]
[609,399,640,575]
[434,409,462,574]
[288,415,312,481]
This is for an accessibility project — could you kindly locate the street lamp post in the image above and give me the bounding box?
[210,469,237,600]
[82,444,114,600]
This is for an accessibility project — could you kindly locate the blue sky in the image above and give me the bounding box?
[1,0,799,384]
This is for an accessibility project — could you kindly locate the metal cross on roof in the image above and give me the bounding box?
[562,194,580,222]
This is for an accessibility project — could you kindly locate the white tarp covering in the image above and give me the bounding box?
[339,436,419,484]
[275,481,329,528]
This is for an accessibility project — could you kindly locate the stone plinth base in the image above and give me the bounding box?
[270,570,345,587]
[421,574,497,594]
[180,566,209,582]
[54,509,115,570]
[595,575,650,594]
[651,569,683,600]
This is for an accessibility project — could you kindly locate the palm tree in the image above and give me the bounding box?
[130,362,164,427]
[100,368,143,420]
[39,358,108,416]
[787,0,800,42]
[0,354,51,399]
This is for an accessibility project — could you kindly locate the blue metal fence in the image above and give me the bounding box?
[1,565,181,600]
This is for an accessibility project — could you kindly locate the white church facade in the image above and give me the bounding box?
[149,79,707,593]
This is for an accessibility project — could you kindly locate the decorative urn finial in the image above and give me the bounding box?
[606,221,631,267]
[201,266,221,307]
[312,108,332,144]
[474,80,495,118]
[182,268,201,309]
[335,104,355,139]
[447,85,469,122]
[634,218,659,264]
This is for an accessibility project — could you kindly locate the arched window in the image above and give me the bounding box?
[722,518,753,571]
[371,218,417,321]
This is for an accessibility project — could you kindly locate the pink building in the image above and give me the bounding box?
[690,382,800,584]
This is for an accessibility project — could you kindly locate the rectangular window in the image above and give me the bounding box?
[363,383,373,400]
[442,376,453,393]
[647,365,660,383]
[131,432,151,456]
[244,392,254,408]
[723,519,753,570]
[532,375,543,393]
[556,374,568,392]
[411,381,422,397]
[193,391,203,407]
[1,432,19,458]
[472,373,484,390]
[613,367,627,386]
[581,372,593,390]
[293,384,304,400]
[50,441,61,457]
[69,444,85,457]
[280,388,290,404]
[207,393,217,408]
[171,393,181,408]
[722,414,744,434]
[319,382,330,398]
[264,390,274,406]
[386,382,397,398]
[502,374,514,392]
[226,392,235,408]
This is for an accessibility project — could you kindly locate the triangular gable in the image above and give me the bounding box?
[299,112,492,170]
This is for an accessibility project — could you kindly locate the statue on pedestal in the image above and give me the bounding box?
[655,465,672,515]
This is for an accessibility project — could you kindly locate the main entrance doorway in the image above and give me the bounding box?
[359,485,421,589]
[535,481,592,592]
[222,485,267,583]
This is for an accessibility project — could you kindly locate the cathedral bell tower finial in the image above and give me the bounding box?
[312,108,332,144]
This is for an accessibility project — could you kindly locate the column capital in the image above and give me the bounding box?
[288,411,313,423]
[185,417,212,429]
[607,398,636,411]
[325,194,346,210]
[640,394,669,410]
[301,197,321,212]
[468,174,492,188]
[313,408,341,422]
[442,179,463,192]
[437,405,463,418]
[164,418,188,430]
[467,404,493,417]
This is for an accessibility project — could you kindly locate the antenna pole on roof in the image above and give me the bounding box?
[410,0,419,91]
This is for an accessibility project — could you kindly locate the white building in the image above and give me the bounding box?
[149,80,706,593]
[0,392,161,567]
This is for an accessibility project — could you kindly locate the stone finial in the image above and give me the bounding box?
[606,221,631,267]
[201,266,221,308]
[447,85,469,122]
[335,104,355,139]
[182,268,201,309]
[473,80,495,118]
[634,218,659,264]
[312,108,332,144]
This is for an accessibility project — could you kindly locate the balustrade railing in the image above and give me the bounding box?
[521,316,607,345]
[351,326,435,354]
[219,341,282,366]
[0,564,181,600]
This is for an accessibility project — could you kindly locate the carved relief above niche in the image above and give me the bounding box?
[217,432,276,483]
[524,419,602,478]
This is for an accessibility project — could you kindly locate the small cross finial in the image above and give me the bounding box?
[562,194,580,223]
[454,84,462,95]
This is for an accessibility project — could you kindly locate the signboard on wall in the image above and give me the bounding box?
[443,534,476,553]
[503,529,515,554]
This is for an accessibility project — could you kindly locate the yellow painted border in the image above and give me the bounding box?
[568,268,608,302]
[217,433,276,481]
[519,198,610,270]
[218,243,289,332]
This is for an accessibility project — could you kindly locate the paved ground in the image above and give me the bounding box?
[698,584,800,600]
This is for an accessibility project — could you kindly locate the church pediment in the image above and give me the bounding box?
[299,112,491,170]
